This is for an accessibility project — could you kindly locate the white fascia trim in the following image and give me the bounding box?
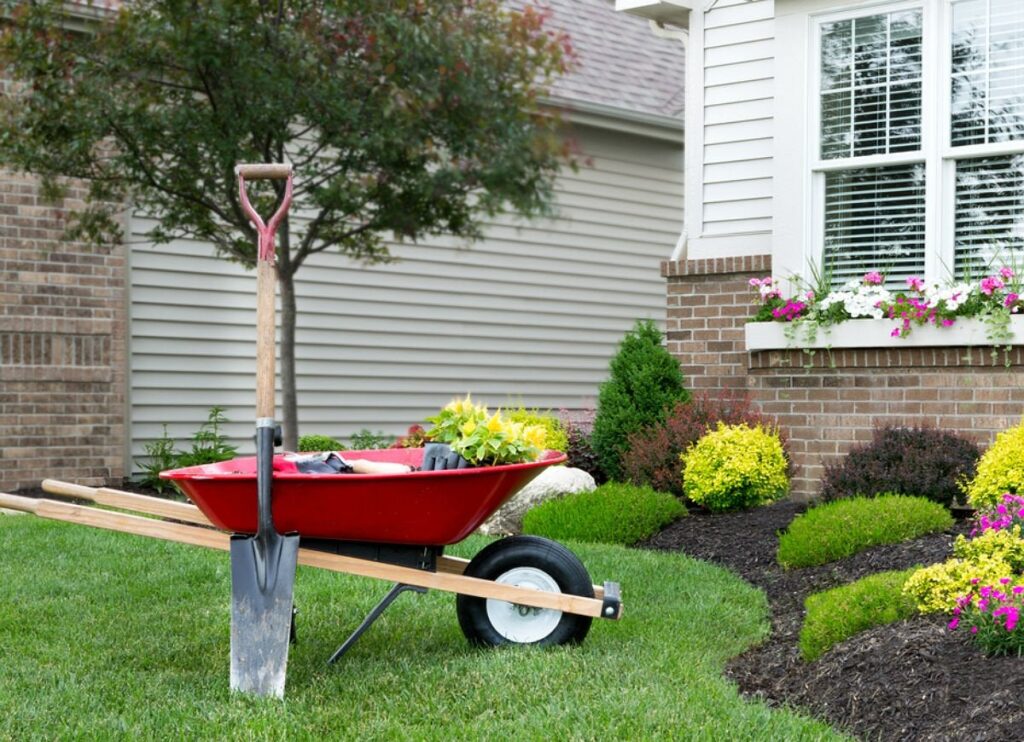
[543,97,683,142]
[616,0,696,29]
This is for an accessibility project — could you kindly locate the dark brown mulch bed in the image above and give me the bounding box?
[640,501,1024,742]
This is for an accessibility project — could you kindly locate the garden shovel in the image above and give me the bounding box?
[230,163,298,698]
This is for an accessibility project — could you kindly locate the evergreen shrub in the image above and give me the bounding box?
[800,568,920,661]
[522,482,684,545]
[777,495,953,568]
[966,421,1024,508]
[591,319,688,481]
[298,434,345,452]
[682,423,788,511]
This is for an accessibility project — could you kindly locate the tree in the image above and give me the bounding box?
[591,319,689,482]
[0,0,574,449]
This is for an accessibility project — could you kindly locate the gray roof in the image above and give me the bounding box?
[506,0,685,121]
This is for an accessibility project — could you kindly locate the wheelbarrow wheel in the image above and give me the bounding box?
[456,536,593,647]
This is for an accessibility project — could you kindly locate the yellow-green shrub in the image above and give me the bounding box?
[903,556,1016,614]
[505,407,568,453]
[681,422,788,511]
[965,421,1024,508]
[953,527,1024,572]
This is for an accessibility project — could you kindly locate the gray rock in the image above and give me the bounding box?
[479,466,596,536]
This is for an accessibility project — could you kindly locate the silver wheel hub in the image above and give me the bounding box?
[485,566,562,643]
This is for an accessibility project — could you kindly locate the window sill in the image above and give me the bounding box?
[744,317,1024,352]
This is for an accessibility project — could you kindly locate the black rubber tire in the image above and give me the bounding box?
[456,535,594,647]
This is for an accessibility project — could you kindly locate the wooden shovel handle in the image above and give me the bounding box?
[256,260,276,420]
[234,163,292,180]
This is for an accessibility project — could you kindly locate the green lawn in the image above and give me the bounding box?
[0,516,843,740]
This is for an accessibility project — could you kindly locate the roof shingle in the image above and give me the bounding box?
[507,0,686,121]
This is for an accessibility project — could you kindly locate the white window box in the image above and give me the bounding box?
[744,316,1024,352]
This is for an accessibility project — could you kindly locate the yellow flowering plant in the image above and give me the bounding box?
[426,395,488,445]
[426,396,547,465]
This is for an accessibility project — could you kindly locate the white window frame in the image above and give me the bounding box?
[802,0,1024,286]
[807,0,932,286]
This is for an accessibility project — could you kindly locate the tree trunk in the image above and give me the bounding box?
[277,220,299,451]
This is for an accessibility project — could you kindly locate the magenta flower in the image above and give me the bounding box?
[1005,292,1019,307]
[864,271,883,285]
[1000,266,1014,280]
[941,318,955,327]
[948,618,959,630]
[980,276,1005,295]
[906,276,925,291]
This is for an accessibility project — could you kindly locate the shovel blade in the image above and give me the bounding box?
[230,532,300,698]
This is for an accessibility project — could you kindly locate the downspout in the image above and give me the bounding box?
[648,20,689,262]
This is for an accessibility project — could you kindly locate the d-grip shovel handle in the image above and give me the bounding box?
[237,163,293,421]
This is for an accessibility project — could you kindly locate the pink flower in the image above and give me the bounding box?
[1000,266,1014,280]
[1005,292,1019,308]
[941,318,955,327]
[971,626,979,634]
[981,276,1005,295]
[907,276,925,291]
[864,271,884,285]
[1014,586,1024,595]
[947,618,959,630]
[890,327,901,338]
[749,278,762,287]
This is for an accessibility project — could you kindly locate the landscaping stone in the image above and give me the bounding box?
[478,466,595,536]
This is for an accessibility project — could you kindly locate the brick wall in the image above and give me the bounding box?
[0,171,127,491]
[663,255,1023,500]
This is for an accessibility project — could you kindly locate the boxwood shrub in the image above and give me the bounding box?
[778,495,953,569]
[965,420,1024,508]
[681,423,789,512]
[800,568,920,661]
[522,482,685,546]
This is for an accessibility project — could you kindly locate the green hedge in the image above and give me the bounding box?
[800,568,920,661]
[777,494,953,569]
[522,482,684,546]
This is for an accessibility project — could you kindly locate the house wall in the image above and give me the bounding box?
[665,255,1023,500]
[0,171,127,491]
[128,123,684,465]
[686,0,775,259]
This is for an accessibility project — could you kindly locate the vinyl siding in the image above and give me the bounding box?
[128,124,683,460]
[701,0,775,237]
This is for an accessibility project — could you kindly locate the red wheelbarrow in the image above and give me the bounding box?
[2,451,621,665]
[0,162,621,696]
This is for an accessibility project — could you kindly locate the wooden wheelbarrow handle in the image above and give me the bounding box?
[0,492,618,619]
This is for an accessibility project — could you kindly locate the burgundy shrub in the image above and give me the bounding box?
[820,426,980,508]
[622,390,788,497]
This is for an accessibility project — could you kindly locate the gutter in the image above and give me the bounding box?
[542,96,683,143]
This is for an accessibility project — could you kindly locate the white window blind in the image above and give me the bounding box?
[951,0,1024,277]
[823,164,926,286]
[955,155,1024,277]
[821,10,922,159]
[951,0,1024,146]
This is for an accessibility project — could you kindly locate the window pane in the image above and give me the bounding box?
[820,10,922,159]
[951,0,1024,146]
[823,164,926,288]
[955,155,1024,278]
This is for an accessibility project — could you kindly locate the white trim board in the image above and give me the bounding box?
[745,315,1024,350]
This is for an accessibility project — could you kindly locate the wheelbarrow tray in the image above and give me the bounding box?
[161,448,566,544]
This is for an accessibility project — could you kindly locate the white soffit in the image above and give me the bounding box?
[614,0,694,29]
